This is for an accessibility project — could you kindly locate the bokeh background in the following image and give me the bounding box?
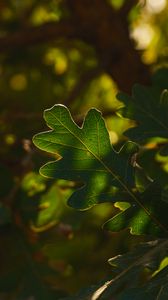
[0,0,168,299]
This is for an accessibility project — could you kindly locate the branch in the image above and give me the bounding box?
[0,20,77,52]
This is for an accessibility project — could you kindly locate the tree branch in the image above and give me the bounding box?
[0,20,77,52]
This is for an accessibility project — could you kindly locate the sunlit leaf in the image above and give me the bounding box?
[33,105,168,235]
[33,104,139,210]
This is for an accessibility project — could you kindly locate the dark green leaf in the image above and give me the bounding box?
[118,85,168,141]
[152,68,168,90]
[33,105,168,235]
[104,183,168,235]
[108,240,159,271]
[90,240,168,300]
[33,105,138,210]
[119,266,168,300]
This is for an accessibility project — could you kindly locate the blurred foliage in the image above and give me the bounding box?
[0,0,168,299]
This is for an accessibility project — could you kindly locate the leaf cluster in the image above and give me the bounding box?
[33,71,168,299]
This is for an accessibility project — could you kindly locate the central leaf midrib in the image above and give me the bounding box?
[49,111,123,183]
[48,110,168,233]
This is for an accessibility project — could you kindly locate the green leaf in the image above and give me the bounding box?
[19,172,65,231]
[33,104,139,210]
[33,105,168,235]
[21,172,46,196]
[108,240,159,271]
[118,85,168,141]
[152,68,168,89]
[104,183,168,235]
[90,240,168,300]
[119,266,168,300]
[31,183,63,231]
